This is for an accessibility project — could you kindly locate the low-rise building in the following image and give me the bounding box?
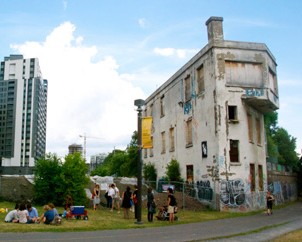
[143,16,279,211]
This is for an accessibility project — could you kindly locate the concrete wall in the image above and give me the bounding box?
[0,175,34,202]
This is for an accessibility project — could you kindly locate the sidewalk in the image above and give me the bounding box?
[1,202,302,242]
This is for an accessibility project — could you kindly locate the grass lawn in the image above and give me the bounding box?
[271,229,302,242]
[0,201,260,233]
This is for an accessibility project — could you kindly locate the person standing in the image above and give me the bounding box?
[112,183,121,214]
[133,185,138,219]
[147,187,155,222]
[167,188,176,223]
[93,184,101,210]
[108,183,115,211]
[121,186,132,219]
[266,191,275,215]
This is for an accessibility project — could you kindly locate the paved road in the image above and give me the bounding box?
[1,202,302,242]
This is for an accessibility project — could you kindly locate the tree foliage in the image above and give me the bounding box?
[143,162,157,181]
[264,111,299,169]
[91,131,139,177]
[34,152,89,206]
[166,159,182,181]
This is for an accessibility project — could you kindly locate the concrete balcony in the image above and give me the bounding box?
[241,87,279,113]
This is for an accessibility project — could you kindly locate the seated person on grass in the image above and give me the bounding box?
[4,203,19,223]
[27,203,39,223]
[40,204,55,224]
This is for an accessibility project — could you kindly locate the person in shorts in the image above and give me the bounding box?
[167,187,176,223]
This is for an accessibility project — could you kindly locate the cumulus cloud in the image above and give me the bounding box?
[153,47,197,59]
[11,22,145,159]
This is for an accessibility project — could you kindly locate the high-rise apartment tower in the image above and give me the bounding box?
[0,55,47,170]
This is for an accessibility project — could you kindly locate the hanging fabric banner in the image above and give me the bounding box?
[142,116,153,148]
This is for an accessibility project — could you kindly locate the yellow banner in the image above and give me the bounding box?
[142,117,153,148]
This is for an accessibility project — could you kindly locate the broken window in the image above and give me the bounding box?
[258,165,263,191]
[250,163,255,192]
[229,139,239,162]
[228,105,238,121]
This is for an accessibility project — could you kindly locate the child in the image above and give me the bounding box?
[4,203,19,223]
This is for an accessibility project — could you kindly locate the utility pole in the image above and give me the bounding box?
[134,99,145,224]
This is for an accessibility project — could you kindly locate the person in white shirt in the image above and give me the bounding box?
[107,184,115,211]
[4,204,19,223]
[112,183,120,213]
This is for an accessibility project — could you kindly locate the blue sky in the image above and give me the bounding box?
[1,0,301,159]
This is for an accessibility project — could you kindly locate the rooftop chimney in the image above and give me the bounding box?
[205,16,224,43]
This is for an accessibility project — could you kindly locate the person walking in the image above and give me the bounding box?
[266,191,275,215]
[121,186,132,219]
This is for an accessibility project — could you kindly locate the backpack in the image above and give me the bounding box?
[104,191,109,199]
[170,195,177,206]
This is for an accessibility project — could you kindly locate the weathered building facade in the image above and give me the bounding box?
[143,17,279,211]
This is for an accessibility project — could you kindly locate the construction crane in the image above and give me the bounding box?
[79,134,104,161]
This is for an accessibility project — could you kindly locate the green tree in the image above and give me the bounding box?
[60,153,90,206]
[143,162,157,181]
[273,128,299,169]
[34,153,62,205]
[166,159,181,181]
[34,152,89,206]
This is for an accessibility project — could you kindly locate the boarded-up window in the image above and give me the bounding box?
[225,61,263,87]
[196,65,205,94]
[161,131,166,154]
[229,139,239,162]
[186,118,193,146]
[247,113,253,142]
[258,165,263,191]
[160,95,165,117]
[269,68,278,94]
[185,75,191,102]
[169,127,175,152]
[186,165,194,183]
[149,136,154,157]
[256,118,261,145]
[250,164,255,192]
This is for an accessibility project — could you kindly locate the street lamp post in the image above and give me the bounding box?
[134,99,145,224]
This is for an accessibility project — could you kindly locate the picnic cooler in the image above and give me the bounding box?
[71,206,85,214]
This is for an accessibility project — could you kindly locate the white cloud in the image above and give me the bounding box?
[11,21,145,159]
[138,18,147,28]
[153,47,198,59]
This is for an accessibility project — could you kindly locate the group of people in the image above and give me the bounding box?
[92,183,121,213]
[92,183,178,222]
[4,202,60,224]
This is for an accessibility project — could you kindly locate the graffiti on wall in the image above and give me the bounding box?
[268,181,297,205]
[220,179,245,207]
[196,180,213,201]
